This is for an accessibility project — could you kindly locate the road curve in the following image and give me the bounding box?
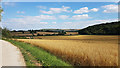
[0,40,26,67]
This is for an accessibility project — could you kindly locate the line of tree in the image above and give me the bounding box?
[78,21,120,35]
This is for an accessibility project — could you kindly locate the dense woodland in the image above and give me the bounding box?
[78,21,120,35]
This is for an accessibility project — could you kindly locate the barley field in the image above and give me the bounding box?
[16,35,119,66]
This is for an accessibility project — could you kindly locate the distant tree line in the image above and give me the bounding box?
[13,29,78,32]
[12,29,67,35]
[78,21,120,35]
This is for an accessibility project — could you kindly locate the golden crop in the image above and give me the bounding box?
[17,35,118,66]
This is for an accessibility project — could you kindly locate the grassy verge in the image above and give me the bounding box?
[6,39,73,67]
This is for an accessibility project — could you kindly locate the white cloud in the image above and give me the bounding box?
[90,8,99,12]
[3,18,118,30]
[40,6,72,14]
[102,4,118,13]
[64,22,72,24]
[59,15,69,19]
[40,10,53,14]
[6,15,56,24]
[74,7,89,14]
[3,2,15,6]
[52,22,56,24]
[37,6,46,9]
[35,15,56,20]
[39,22,48,24]
[1,11,5,15]
[84,19,118,27]
[94,19,118,23]
[61,19,118,29]
[73,7,99,14]
[72,14,90,20]
[17,11,25,14]
[50,6,71,13]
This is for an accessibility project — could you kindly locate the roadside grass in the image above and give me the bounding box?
[6,39,73,67]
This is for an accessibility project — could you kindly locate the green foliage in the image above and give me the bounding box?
[58,30,66,35]
[12,36,27,39]
[1,28,12,38]
[0,27,2,39]
[28,30,36,33]
[7,39,72,67]
[28,30,36,36]
[0,6,2,37]
[0,6,3,22]
[78,21,120,35]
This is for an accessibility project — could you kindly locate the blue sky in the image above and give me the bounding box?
[1,2,118,30]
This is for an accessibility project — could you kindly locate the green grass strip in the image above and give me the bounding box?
[6,39,73,67]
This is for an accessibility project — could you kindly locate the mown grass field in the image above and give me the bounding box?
[16,35,119,66]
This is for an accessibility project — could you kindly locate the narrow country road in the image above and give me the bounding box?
[0,40,26,67]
